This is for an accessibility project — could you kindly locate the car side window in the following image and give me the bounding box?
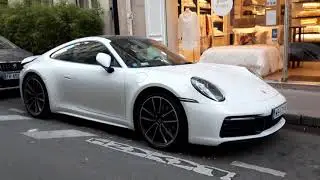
[51,41,120,67]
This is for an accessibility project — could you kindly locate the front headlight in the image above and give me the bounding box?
[191,77,225,102]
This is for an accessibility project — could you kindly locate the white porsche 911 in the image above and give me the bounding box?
[19,36,287,149]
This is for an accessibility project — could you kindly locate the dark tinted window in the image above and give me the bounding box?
[51,41,120,67]
[110,38,189,68]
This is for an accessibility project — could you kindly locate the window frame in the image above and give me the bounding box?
[49,40,122,68]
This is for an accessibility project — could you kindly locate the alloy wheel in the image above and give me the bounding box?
[139,96,179,148]
[24,77,46,116]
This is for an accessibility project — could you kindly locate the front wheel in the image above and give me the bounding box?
[22,74,51,118]
[136,92,188,150]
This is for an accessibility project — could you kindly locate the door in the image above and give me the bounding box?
[50,41,126,123]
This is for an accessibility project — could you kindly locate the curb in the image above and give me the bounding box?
[284,114,320,128]
[267,81,320,92]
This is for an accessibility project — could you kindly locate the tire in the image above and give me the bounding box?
[22,74,51,118]
[135,92,188,150]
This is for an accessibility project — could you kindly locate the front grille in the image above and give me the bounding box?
[220,115,282,138]
[0,79,19,88]
[0,62,22,72]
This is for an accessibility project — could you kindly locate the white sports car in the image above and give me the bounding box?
[20,36,287,149]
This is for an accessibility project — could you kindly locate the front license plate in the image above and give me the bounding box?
[272,103,287,120]
[4,72,20,80]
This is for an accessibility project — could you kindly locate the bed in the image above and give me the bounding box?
[199,45,283,77]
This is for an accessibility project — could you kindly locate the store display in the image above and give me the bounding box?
[302,2,320,9]
[178,8,200,61]
[297,10,320,18]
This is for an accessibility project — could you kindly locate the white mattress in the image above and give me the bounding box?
[199,45,283,77]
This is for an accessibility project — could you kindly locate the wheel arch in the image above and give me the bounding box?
[132,85,189,135]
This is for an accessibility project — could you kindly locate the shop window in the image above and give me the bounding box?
[283,0,320,83]
[176,0,285,79]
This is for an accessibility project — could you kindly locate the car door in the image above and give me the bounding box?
[50,40,126,124]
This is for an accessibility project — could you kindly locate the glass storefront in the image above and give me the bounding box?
[166,0,320,84]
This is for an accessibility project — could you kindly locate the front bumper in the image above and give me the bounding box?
[182,93,286,146]
[0,72,20,91]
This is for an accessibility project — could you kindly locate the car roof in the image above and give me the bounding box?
[100,35,150,41]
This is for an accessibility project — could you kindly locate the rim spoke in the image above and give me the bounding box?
[25,89,34,96]
[142,107,154,117]
[141,116,155,122]
[161,109,174,118]
[36,100,42,113]
[27,100,35,112]
[163,120,178,123]
[34,100,39,113]
[37,97,45,103]
[159,126,168,143]
[151,125,159,141]
[25,97,34,104]
[158,98,162,114]
[151,98,156,113]
[145,122,157,136]
[26,83,35,94]
[161,124,174,139]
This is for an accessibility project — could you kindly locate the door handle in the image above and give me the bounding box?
[64,75,72,80]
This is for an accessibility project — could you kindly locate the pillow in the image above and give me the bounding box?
[255,25,282,45]
[233,27,257,45]
[239,32,257,45]
[255,31,268,44]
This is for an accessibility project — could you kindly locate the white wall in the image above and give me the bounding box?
[144,0,167,44]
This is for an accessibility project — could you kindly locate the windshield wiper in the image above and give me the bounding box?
[181,62,193,65]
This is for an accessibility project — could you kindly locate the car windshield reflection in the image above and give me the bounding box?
[108,37,191,68]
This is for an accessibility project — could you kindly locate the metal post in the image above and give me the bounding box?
[282,0,291,82]
[126,0,133,36]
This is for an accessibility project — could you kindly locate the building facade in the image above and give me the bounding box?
[127,0,320,85]
[3,0,320,84]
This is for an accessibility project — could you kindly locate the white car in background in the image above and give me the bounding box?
[19,36,287,150]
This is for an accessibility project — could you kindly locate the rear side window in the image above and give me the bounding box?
[50,41,120,67]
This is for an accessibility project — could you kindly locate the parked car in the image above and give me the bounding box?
[19,36,287,150]
[0,36,32,91]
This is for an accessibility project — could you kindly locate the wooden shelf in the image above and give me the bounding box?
[292,16,320,19]
[292,0,320,3]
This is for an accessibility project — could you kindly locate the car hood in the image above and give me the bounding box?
[0,48,33,63]
[148,63,279,103]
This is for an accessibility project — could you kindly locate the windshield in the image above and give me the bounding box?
[110,38,190,68]
[0,36,17,49]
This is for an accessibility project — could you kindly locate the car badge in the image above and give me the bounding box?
[13,63,17,68]
[261,90,267,94]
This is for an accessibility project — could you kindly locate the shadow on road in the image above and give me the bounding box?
[44,112,280,158]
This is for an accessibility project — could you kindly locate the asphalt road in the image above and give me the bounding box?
[0,90,319,180]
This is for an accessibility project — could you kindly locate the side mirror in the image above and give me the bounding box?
[96,53,114,73]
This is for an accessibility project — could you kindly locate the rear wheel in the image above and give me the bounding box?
[136,92,187,150]
[22,74,51,118]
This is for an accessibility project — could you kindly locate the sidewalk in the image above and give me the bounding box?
[277,88,320,127]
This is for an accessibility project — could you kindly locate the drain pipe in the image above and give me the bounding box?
[126,0,133,36]
[282,0,291,82]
